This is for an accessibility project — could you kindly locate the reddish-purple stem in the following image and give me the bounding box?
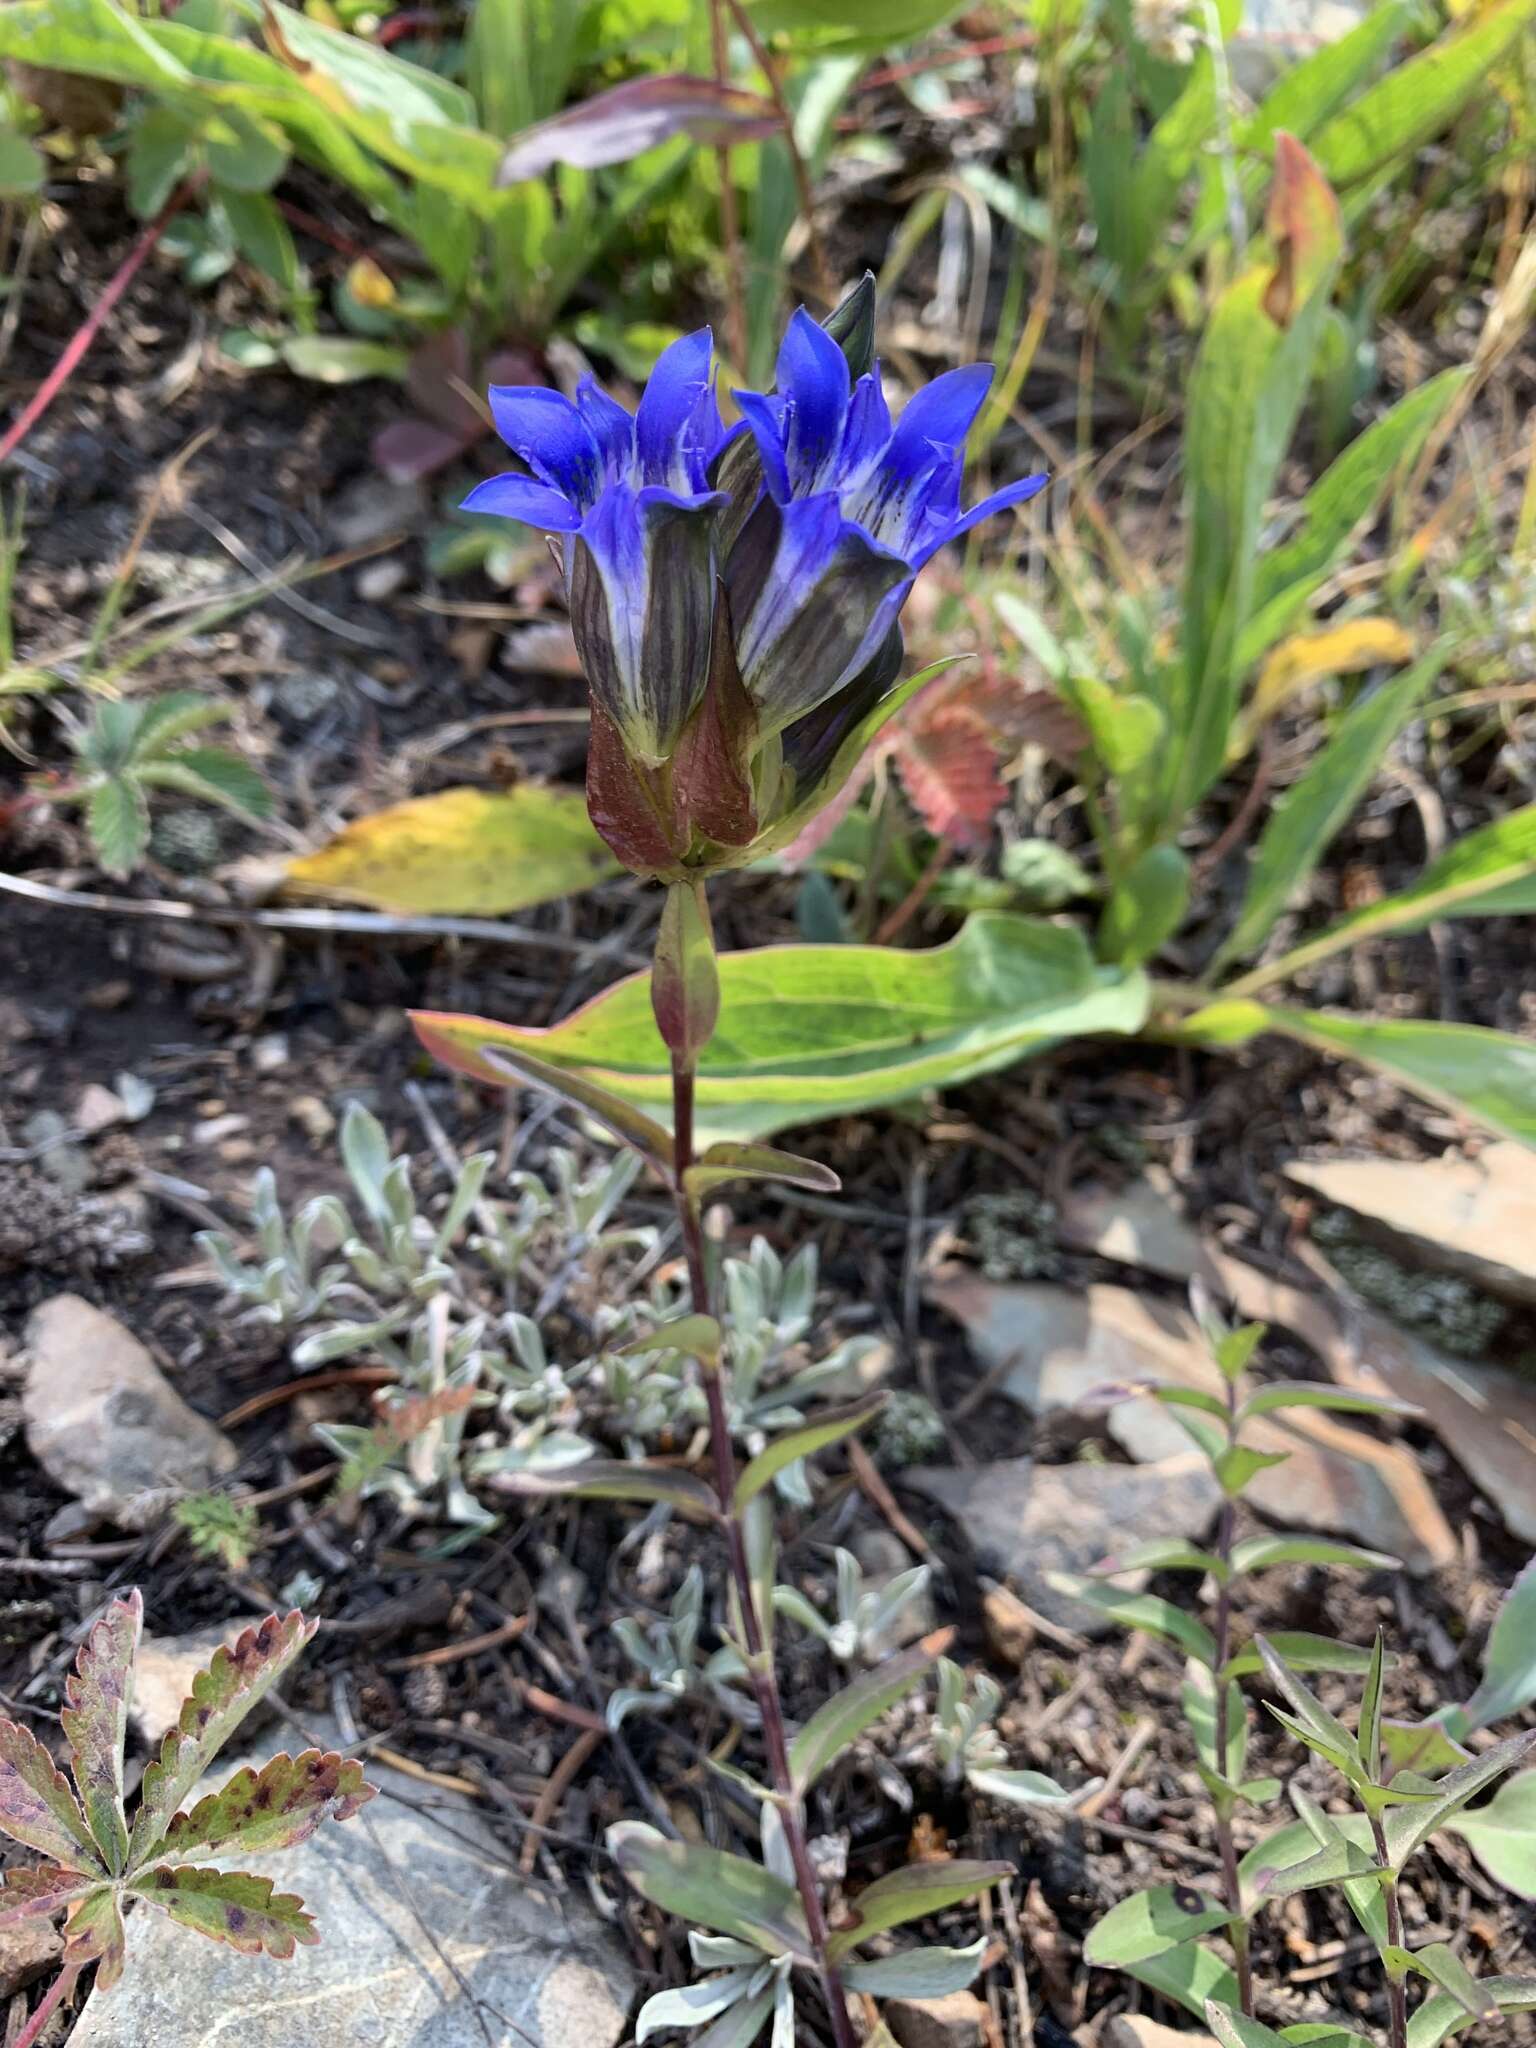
[12,1962,81,2048]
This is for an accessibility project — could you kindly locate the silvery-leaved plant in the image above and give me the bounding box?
[774,1548,933,1665]
[925,1656,1073,1810]
[0,1594,371,2048]
[609,1567,758,1729]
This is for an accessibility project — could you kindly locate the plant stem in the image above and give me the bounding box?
[669,1053,859,2048]
[1209,1493,1254,2017]
[13,1963,80,2048]
[1371,1814,1409,2048]
[708,0,750,377]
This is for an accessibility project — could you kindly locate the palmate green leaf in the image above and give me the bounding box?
[487,1458,720,1519]
[138,750,273,819]
[732,1394,885,1513]
[61,1591,141,1874]
[1445,1771,1536,1897]
[128,1611,318,1869]
[1084,1884,1233,1966]
[1461,1556,1536,1732]
[1230,1535,1400,1576]
[1124,1940,1239,2020]
[1235,1381,1419,1426]
[825,1858,1010,1961]
[1408,1976,1536,2048]
[1048,1577,1217,1665]
[129,1865,317,1956]
[0,1721,102,1872]
[1382,1729,1536,1869]
[151,1749,374,1865]
[130,691,239,755]
[841,1937,987,1997]
[411,913,1149,1146]
[789,1640,945,1794]
[1208,2003,1293,2048]
[1215,650,1445,970]
[0,1866,98,1924]
[607,1822,807,1958]
[63,1883,128,1988]
[88,776,151,878]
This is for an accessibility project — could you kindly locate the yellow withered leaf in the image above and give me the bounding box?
[285,785,620,916]
[1251,618,1416,727]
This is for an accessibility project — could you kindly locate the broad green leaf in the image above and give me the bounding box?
[1310,0,1536,186]
[825,1858,1010,1960]
[286,786,620,916]
[1123,1940,1239,2019]
[486,1459,719,1518]
[1253,1009,1536,1149]
[1084,1885,1232,1966]
[789,1641,944,1794]
[1090,1539,1226,1579]
[1230,1536,1399,1576]
[1050,1578,1217,1665]
[1462,1557,1536,1731]
[684,1142,841,1198]
[1208,2003,1293,2048]
[88,777,151,878]
[0,0,187,90]
[841,1937,987,1997]
[0,124,44,197]
[0,1720,102,1872]
[411,913,1150,1145]
[128,104,195,216]
[1445,1771,1536,1898]
[1214,1443,1290,1495]
[151,1748,374,1864]
[1236,1381,1420,1425]
[1216,650,1444,969]
[138,750,272,818]
[1058,673,1164,776]
[1408,1976,1536,2048]
[128,1611,318,1869]
[1382,1729,1536,1869]
[221,188,299,290]
[280,336,410,384]
[1227,1632,1388,1681]
[1406,1943,1496,2019]
[467,1040,677,1174]
[204,103,287,189]
[1380,1720,1472,1779]
[1099,844,1190,968]
[62,1883,127,1988]
[607,1822,807,1957]
[129,1865,317,1956]
[733,1395,885,1513]
[61,1592,141,1874]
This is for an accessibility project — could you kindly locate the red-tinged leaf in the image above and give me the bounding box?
[651,879,720,1065]
[128,1612,317,1870]
[584,699,687,875]
[498,73,779,184]
[129,1866,318,1958]
[0,1719,101,1872]
[1263,133,1343,328]
[372,417,474,484]
[61,1591,140,1874]
[673,587,758,849]
[966,679,1089,761]
[0,1865,98,1924]
[64,1886,126,1989]
[893,705,1007,849]
[151,1750,375,1865]
[404,327,481,434]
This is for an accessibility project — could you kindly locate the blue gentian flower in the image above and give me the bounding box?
[724,307,1048,743]
[462,329,725,768]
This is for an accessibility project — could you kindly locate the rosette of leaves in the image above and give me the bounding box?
[773,1548,933,1666]
[0,1593,371,2017]
[609,1566,759,1729]
[925,1656,1074,1810]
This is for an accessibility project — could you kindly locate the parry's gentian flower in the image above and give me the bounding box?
[462,282,1046,877]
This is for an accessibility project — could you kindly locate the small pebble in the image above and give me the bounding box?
[290,1095,336,1144]
[251,1033,290,1073]
[356,555,409,602]
[193,1113,249,1146]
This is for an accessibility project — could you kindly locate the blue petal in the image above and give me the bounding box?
[850,443,953,559]
[488,387,603,505]
[777,308,850,490]
[459,472,581,529]
[911,470,1048,567]
[575,375,634,473]
[883,364,994,476]
[733,390,793,503]
[839,369,891,475]
[634,328,715,485]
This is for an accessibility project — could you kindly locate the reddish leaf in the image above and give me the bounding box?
[152,1750,375,1865]
[498,73,779,184]
[129,1865,317,1958]
[1263,132,1343,328]
[0,1865,98,1924]
[964,679,1089,760]
[372,417,474,483]
[0,1719,101,1871]
[128,1612,317,1869]
[404,328,482,434]
[64,1886,126,1989]
[892,705,1008,849]
[61,1591,140,1873]
[672,589,758,849]
[584,700,686,875]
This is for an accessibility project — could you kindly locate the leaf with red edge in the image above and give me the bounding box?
[1263,132,1343,328]
[0,1719,101,1871]
[498,73,779,183]
[672,589,758,849]
[964,678,1090,760]
[584,698,686,875]
[127,1612,317,1871]
[61,1590,141,1873]
[64,1886,126,1989]
[129,1866,318,1958]
[892,705,1008,849]
[150,1750,375,1866]
[0,1865,98,1924]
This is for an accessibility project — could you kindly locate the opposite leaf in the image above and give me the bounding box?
[1085,1884,1233,1966]
[152,1750,375,1865]
[825,1858,1011,1960]
[129,1865,318,1957]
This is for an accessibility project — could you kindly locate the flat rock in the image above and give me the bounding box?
[1059,1171,1205,1281]
[0,1910,61,2000]
[884,1989,991,2048]
[905,1455,1221,1633]
[69,1726,636,2048]
[1286,1144,1536,1307]
[22,1295,238,1529]
[928,1271,1454,1572]
[1101,2017,1216,2048]
[130,1624,256,1749]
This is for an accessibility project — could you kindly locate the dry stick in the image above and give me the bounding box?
[670,1056,860,2048]
[0,185,194,470]
[709,0,750,376]
[718,0,835,308]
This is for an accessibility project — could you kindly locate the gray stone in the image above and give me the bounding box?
[1228,0,1368,96]
[1101,2017,1216,2048]
[1058,1171,1204,1281]
[129,1624,256,1749]
[22,1295,238,1528]
[69,1731,636,2048]
[905,1455,1221,1634]
[885,1989,990,2048]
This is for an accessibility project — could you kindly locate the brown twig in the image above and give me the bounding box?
[220,1367,395,1430]
[719,0,835,306]
[385,1615,531,1673]
[519,1725,605,1876]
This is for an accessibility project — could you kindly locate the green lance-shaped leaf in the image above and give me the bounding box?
[1124,1941,1239,2021]
[691,1986,779,2048]
[1442,1770,1536,1897]
[151,1749,375,1865]
[1382,1727,1536,1869]
[1243,1802,1385,1940]
[1091,1539,1228,1579]
[788,1637,949,1794]
[1280,2024,1376,2048]
[1229,1535,1400,1576]
[607,1822,808,1958]
[965,1768,1074,1807]
[1225,1633,1390,1682]
[1098,844,1191,968]
[1048,1578,1217,1665]
[129,1865,318,1957]
[61,1590,142,1874]
[651,878,720,1067]
[1460,1555,1536,1732]
[733,1394,886,1513]
[1084,1884,1233,1966]
[0,1866,99,1924]
[1408,1976,1536,2048]
[1234,1381,1420,1426]
[0,1718,103,1871]
[636,1972,762,2041]
[64,1884,128,1989]
[468,1039,676,1176]
[613,1315,723,1363]
[487,1458,721,1518]
[841,1937,988,1997]
[1213,1443,1290,1496]
[1254,1635,1361,1766]
[1207,2002,1294,2048]
[683,1142,841,1199]
[1379,1720,1472,1779]
[1404,1943,1497,2021]
[1358,1628,1387,1782]
[825,1858,1011,1961]
[128,1611,318,1869]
